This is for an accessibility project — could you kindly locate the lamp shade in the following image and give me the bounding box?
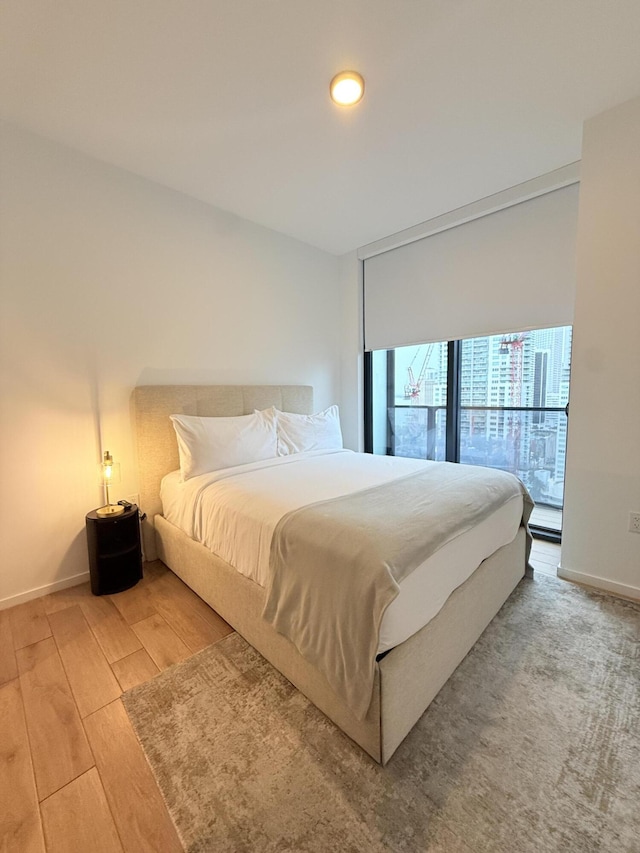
[99,450,121,486]
[96,450,124,517]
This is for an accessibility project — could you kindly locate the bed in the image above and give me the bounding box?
[133,384,531,764]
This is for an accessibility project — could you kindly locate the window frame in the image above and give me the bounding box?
[364,332,569,542]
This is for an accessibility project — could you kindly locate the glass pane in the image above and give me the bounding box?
[393,343,448,407]
[460,408,568,508]
[459,325,571,531]
[370,349,389,455]
[370,342,447,461]
[390,406,447,461]
[460,327,572,409]
[368,326,571,533]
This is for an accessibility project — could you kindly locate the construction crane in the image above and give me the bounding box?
[498,333,526,471]
[498,334,526,406]
[404,344,434,402]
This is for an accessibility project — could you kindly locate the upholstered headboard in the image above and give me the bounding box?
[132,384,314,559]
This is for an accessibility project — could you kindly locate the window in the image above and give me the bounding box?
[366,326,572,536]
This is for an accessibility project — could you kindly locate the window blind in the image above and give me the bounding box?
[363,183,579,352]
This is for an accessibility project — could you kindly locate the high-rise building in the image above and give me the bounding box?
[382,326,571,507]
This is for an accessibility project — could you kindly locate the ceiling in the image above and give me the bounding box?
[2,1,640,256]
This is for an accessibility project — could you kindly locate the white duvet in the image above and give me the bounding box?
[161,449,523,653]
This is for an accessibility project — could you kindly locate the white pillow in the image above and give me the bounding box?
[169,411,277,480]
[274,405,343,455]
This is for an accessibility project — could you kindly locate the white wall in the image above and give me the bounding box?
[561,96,640,598]
[0,122,344,606]
[337,251,364,453]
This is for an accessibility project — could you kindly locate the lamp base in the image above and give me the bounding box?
[96,504,125,518]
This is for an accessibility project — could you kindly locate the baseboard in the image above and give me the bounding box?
[557,565,640,602]
[0,571,91,611]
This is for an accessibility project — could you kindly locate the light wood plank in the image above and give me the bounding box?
[106,561,169,626]
[130,613,191,670]
[41,582,93,615]
[79,595,143,664]
[531,561,557,577]
[10,599,51,650]
[109,581,158,626]
[40,768,124,853]
[0,608,18,686]
[83,699,182,853]
[531,542,560,557]
[530,545,560,565]
[111,649,159,692]
[155,570,233,635]
[534,549,561,564]
[0,679,45,853]
[48,606,122,718]
[16,638,94,801]
[532,554,560,568]
[139,560,169,583]
[148,572,232,653]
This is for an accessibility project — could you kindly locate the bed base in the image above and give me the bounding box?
[155,514,526,764]
[133,384,528,764]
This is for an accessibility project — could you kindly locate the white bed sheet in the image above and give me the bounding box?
[161,450,523,653]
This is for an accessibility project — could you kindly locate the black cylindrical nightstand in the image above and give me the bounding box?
[85,505,143,595]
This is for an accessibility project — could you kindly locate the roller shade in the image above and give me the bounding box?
[363,184,579,351]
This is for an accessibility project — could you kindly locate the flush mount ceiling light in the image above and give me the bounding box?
[330,70,365,106]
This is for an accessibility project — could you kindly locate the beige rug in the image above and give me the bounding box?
[123,575,640,853]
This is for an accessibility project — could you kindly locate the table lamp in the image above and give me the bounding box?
[96,450,124,517]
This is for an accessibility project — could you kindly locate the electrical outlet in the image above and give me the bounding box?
[127,493,140,508]
[629,512,640,534]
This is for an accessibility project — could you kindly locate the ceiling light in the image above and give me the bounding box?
[330,71,365,106]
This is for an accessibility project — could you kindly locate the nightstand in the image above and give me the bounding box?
[85,505,143,595]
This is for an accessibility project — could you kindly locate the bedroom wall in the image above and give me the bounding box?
[561,95,640,598]
[337,251,364,453]
[0,121,346,606]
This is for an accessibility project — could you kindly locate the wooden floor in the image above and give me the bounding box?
[528,537,561,578]
[1,540,560,852]
[0,560,233,852]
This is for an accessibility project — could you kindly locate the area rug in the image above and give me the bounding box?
[123,574,640,853]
